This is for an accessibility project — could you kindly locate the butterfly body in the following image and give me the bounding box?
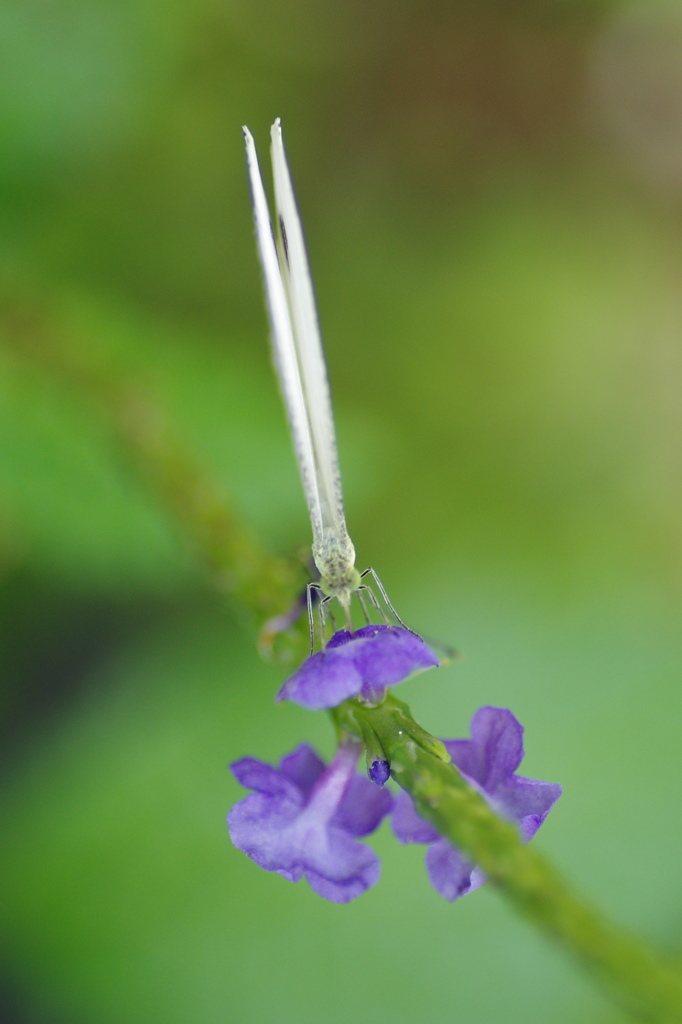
[317,546,361,607]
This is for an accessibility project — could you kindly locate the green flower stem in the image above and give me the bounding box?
[99,383,301,619]
[0,302,304,623]
[335,695,682,1024]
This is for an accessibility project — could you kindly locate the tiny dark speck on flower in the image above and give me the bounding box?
[369,759,391,787]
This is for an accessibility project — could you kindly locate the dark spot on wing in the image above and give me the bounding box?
[279,215,290,266]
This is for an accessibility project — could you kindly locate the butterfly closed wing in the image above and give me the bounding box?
[243,120,409,643]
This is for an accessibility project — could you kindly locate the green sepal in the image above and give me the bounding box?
[357,719,388,780]
[334,693,451,769]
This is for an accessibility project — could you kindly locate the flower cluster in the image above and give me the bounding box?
[275,624,439,708]
[228,626,561,903]
[229,741,391,902]
[391,706,562,901]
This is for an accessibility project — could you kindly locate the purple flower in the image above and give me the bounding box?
[392,706,562,901]
[228,741,393,903]
[276,625,439,710]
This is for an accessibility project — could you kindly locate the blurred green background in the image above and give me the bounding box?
[2,1,682,1022]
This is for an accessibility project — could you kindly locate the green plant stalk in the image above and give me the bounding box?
[0,301,304,623]
[334,694,682,1023]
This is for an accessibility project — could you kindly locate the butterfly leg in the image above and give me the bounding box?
[356,587,372,625]
[357,584,388,624]
[318,595,336,649]
[359,567,415,633]
[360,568,458,656]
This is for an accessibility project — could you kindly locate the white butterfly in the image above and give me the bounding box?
[243,119,406,642]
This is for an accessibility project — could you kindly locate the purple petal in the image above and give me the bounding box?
[302,828,381,903]
[333,774,393,837]
[441,739,480,782]
[326,628,354,649]
[305,865,380,902]
[353,627,439,697]
[391,789,440,844]
[276,625,439,710]
[305,851,381,903]
[279,745,326,798]
[275,647,363,709]
[227,793,303,873]
[494,777,563,837]
[446,707,524,791]
[425,839,485,902]
[230,757,302,803]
